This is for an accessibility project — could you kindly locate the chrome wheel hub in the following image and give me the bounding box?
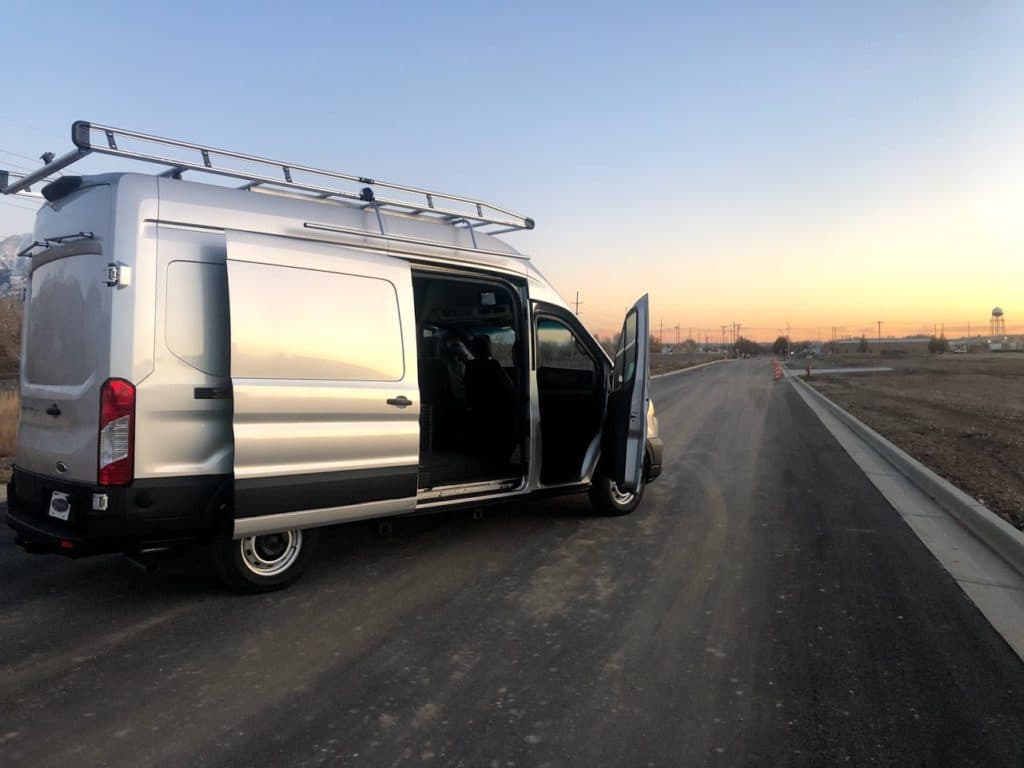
[239,530,303,577]
[610,482,635,505]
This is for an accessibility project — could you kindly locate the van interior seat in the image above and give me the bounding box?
[468,334,492,360]
[465,335,517,457]
[417,334,466,453]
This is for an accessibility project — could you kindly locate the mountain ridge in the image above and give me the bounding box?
[0,234,32,298]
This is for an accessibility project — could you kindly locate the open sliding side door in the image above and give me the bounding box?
[225,230,420,537]
[606,295,650,492]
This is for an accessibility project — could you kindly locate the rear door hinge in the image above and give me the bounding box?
[105,262,131,287]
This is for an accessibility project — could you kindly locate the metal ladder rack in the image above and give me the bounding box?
[0,172,47,200]
[0,121,535,236]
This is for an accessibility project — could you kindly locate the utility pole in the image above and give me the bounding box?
[573,291,583,317]
[659,317,664,346]
[720,325,727,350]
[674,324,680,345]
[877,320,882,353]
[688,327,692,344]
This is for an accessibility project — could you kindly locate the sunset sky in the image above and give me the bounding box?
[1,1,1020,341]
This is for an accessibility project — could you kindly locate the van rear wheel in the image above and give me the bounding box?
[212,527,319,593]
[588,474,644,516]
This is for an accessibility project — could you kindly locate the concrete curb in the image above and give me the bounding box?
[792,376,1024,579]
[652,358,732,380]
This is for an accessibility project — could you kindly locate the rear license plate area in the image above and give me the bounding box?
[48,491,71,521]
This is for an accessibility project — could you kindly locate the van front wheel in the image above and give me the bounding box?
[588,474,644,516]
[212,528,319,593]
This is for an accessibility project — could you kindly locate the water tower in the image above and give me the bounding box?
[990,306,1006,337]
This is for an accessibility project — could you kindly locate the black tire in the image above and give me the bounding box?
[588,474,645,516]
[211,527,319,593]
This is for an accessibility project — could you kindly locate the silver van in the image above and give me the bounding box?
[1,121,662,591]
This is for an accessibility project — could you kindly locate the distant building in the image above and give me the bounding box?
[834,337,931,354]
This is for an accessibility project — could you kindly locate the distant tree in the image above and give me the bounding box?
[771,336,788,356]
[597,332,620,358]
[736,336,760,357]
[0,301,22,376]
[928,334,949,354]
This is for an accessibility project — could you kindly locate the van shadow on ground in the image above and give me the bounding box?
[0,491,599,601]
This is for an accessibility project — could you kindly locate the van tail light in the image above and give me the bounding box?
[98,378,135,486]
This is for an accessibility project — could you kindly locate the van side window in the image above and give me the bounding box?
[614,309,638,387]
[229,261,404,381]
[536,317,595,373]
[166,261,230,377]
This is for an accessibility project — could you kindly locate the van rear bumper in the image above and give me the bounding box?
[6,467,229,556]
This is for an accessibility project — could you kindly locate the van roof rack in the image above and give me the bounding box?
[0,172,47,200]
[0,120,535,236]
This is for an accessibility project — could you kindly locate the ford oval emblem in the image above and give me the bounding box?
[55,461,68,474]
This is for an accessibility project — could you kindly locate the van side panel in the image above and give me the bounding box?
[132,225,233,481]
[225,231,420,532]
[108,175,160,387]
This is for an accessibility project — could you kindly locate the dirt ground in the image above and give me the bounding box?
[806,353,1024,531]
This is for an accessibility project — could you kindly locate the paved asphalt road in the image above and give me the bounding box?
[1,359,1022,767]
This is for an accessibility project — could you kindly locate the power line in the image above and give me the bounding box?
[0,147,69,182]
[0,198,40,211]
[0,159,36,174]
[0,147,44,165]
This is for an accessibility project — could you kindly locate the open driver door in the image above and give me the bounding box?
[604,295,650,491]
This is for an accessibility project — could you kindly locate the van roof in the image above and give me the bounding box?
[2,120,534,234]
[60,171,551,288]
[8,121,570,311]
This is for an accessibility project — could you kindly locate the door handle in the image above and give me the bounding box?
[386,396,413,408]
[46,404,61,417]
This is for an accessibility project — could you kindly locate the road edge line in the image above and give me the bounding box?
[790,376,1024,579]
[651,358,732,380]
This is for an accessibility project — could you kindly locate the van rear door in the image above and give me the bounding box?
[17,239,111,484]
[605,295,650,492]
[225,231,419,536]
